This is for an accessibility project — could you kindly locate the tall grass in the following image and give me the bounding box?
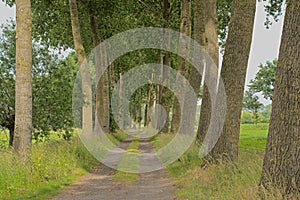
[0,137,98,200]
[0,130,129,199]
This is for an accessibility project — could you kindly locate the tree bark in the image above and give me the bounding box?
[176,0,207,138]
[160,0,172,133]
[8,126,14,147]
[170,0,192,133]
[144,101,148,127]
[260,1,300,198]
[161,52,172,133]
[69,0,93,135]
[13,0,33,159]
[196,0,219,143]
[146,78,155,128]
[118,73,124,129]
[90,12,110,133]
[137,90,142,129]
[155,50,165,131]
[209,0,256,163]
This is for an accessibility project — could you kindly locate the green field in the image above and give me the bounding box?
[239,123,269,153]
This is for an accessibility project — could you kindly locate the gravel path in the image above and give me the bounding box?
[51,138,177,200]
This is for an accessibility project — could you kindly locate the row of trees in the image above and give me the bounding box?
[1,0,299,198]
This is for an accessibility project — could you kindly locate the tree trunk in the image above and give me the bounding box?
[160,0,172,133]
[109,60,115,132]
[13,0,33,159]
[90,13,110,134]
[144,102,148,127]
[138,91,142,129]
[196,0,219,143]
[132,104,137,129]
[109,62,115,85]
[209,0,256,163]
[69,0,93,135]
[178,0,207,138]
[260,1,300,198]
[118,73,124,129]
[161,52,172,133]
[8,126,14,147]
[155,50,165,131]
[146,79,155,128]
[170,0,192,133]
[253,110,258,127]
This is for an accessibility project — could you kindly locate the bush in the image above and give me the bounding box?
[241,112,253,124]
[241,112,270,124]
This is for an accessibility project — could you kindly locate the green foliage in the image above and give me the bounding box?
[241,112,269,124]
[0,22,15,135]
[0,22,78,141]
[217,0,233,51]
[31,0,87,50]
[260,103,272,119]
[243,90,263,113]
[241,112,253,124]
[0,136,98,200]
[244,60,275,125]
[259,0,285,28]
[248,60,277,100]
[243,90,263,125]
[1,0,14,7]
[32,54,79,140]
[31,0,117,52]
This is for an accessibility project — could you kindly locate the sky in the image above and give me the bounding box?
[0,2,284,104]
[0,3,15,25]
[246,2,284,104]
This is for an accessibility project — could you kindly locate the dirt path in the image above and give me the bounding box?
[51,138,177,200]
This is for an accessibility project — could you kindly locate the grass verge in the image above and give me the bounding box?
[151,124,280,200]
[109,130,129,145]
[0,130,129,200]
[0,137,98,200]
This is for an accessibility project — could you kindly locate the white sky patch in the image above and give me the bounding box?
[0,3,15,26]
